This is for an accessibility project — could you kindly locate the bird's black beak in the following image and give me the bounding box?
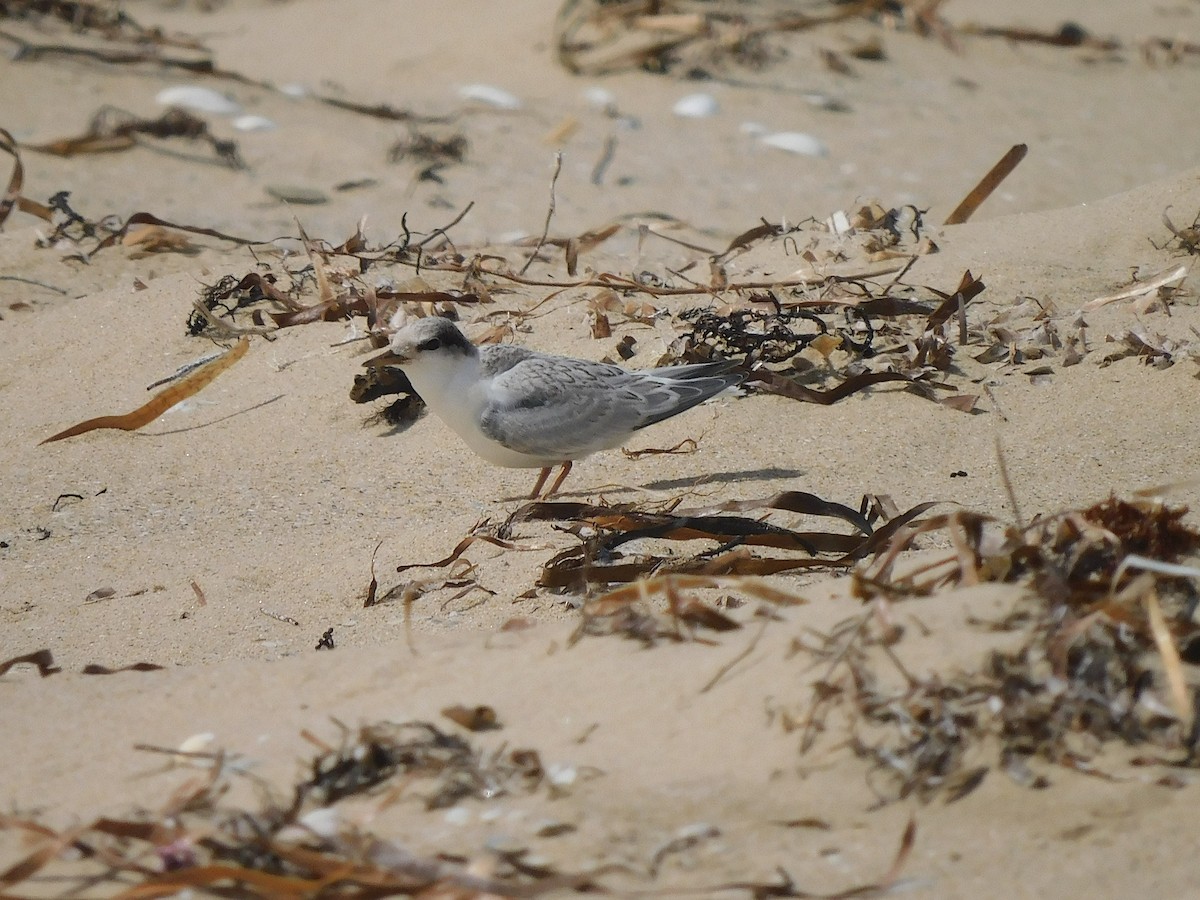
[363,348,408,368]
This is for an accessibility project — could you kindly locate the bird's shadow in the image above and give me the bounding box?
[505,466,807,501]
[640,466,807,492]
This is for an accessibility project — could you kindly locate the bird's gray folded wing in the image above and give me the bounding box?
[480,356,740,458]
[479,357,644,458]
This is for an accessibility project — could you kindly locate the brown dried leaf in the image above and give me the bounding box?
[924,270,986,332]
[441,704,501,732]
[122,223,197,255]
[939,393,979,413]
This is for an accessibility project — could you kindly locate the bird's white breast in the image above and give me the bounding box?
[403,353,551,468]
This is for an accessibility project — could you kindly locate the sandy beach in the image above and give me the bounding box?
[4,1,1200,897]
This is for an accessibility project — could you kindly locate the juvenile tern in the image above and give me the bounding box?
[365,317,741,497]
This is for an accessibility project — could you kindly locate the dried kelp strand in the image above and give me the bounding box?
[41,337,250,444]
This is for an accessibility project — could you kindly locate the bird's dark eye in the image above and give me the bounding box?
[417,337,441,352]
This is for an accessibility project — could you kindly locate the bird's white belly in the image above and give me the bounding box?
[406,362,553,469]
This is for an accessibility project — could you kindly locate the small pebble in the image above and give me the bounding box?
[673,93,719,118]
[458,84,522,110]
[155,85,241,115]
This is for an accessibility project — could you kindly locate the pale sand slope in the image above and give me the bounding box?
[3,0,1200,896]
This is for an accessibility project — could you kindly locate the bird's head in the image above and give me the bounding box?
[364,316,476,373]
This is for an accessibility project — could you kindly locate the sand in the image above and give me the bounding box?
[3,1,1200,896]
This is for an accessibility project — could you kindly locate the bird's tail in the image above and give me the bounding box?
[634,359,743,429]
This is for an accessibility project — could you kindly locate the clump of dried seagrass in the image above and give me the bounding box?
[794,493,1200,804]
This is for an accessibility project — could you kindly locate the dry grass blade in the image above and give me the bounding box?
[943,144,1027,225]
[923,270,986,332]
[41,337,250,444]
[1144,588,1191,725]
[518,150,563,276]
[1082,264,1189,311]
[0,823,85,888]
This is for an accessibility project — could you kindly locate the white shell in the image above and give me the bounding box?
[583,86,616,109]
[279,83,309,98]
[672,93,719,118]
[827,210,853,236]
[546,762,578,787]
[760,131,829,157]
[232,114,276,132]
[458,84,522,110]
[155,85,241,116]
[177,732,215,754]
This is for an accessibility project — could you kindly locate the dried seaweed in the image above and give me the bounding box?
[515,494,932,591]
[0,720,600,898]
[555,0,886,78]
[0,0,205,49]
[554,0,1196,80]
[0,0,452,135]
[25,106,243,168]
[40,337,249,444]
[797,492,1200,803]
[665,269,984,411]
[22,192,260,260]
[388,128,468,165]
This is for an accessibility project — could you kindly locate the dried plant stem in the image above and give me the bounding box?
[994,435,1024,528]
[944,143,1027,225]
[519,151,563,276]
[700,618,769,694]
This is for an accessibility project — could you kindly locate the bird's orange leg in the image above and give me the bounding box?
[528,466,553,499]
[544,461,573,497]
